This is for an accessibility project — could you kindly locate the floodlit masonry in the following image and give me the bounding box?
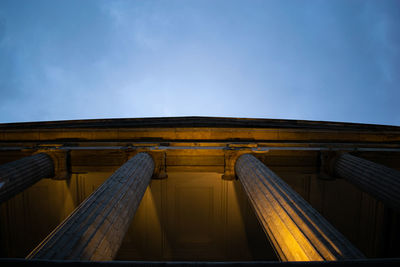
[0,117,400,264]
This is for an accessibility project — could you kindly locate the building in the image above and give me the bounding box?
[0,117,400,265]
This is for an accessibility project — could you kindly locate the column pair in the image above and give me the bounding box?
[236,154,365,261]
[0,152,154,261]
[236,152,400,261]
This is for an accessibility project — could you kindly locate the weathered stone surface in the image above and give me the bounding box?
[334,153,400,211]
[26,152,154,261]
[0,153,54,203]
[235,154,364,261]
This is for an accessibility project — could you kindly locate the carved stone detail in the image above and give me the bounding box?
[149,150,168,179]
[318,151,339,180]
[222,144,260,180]
[222,148,247,180]
[125,148,167,179]
[35,149,70,180]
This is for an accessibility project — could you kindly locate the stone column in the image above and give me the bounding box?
[235,154,364,261]
[334,153,400,211]
[26,152,154,261]
[0,153,54,203]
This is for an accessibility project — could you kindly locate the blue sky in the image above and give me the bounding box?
[0,0,399,125]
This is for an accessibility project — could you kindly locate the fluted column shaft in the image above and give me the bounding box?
[0,153,54,203]
[27,152,154,261]
[236,154,364,261]
[334,153,400,211]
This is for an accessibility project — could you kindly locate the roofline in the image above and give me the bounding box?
[0,116,399,132]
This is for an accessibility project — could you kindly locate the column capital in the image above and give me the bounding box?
[125,149,167,179]
[34,149,69,180]
[148,150,168,179]
[318,151,340,180]
[222,148,256,180]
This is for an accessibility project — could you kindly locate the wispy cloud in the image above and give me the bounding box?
[0,0,399,125]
